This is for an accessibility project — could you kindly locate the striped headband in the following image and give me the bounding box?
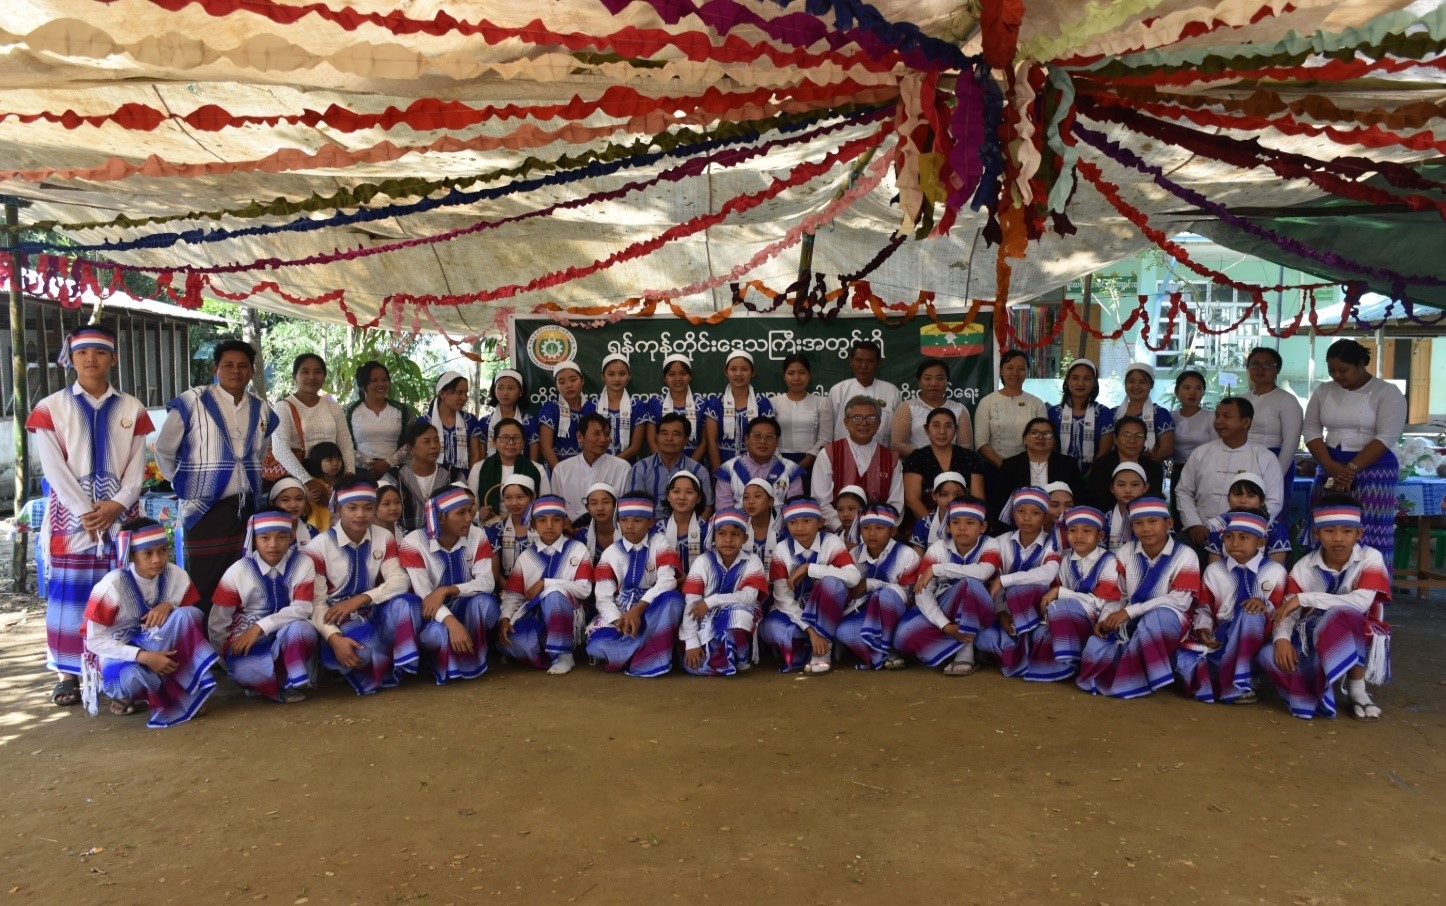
[1222,511,1268,538]
[425,487,474,539]
[115,523,168,567]
[58,326,117,368]
[1064,506,1106,530]
[1128,497,1171,521]
[334,485,378,507]
[947,500,987,523]
[859,504,898,528]
[1312,505,1362,528]
[249,512,295,536]
[1010,487,1051,513]
[711,508,749,534]
[530,495,569,519]
[616,497,655,520]
[782,500,823,523]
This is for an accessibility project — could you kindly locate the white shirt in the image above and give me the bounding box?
[1243,387,1304,479]
[351,402,405,465]
[271,393,356,483]
[208,550,317,651]
[1303,376,1408,454]
[1170,407,1217,466]
[400,527,496,624]
[551,452,631,522]
[303,526,411,640]
[1175,437,1285,528]
[893,398,973,453]
[809,438,904,530]
[974,390,1047,460]
[769,393,834,460]
[828,377,902,439]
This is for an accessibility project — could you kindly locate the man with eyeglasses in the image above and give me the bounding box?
[630,413,714,520]
[714,415,804,510]
[1175,396,1284,547]
[1241,346,1304,510]
[827,340,902,439]
[811,396,904,530]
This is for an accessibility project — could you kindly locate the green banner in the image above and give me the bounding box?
[510,312,996,412]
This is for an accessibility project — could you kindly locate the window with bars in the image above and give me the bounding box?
[1155,280,1263,374]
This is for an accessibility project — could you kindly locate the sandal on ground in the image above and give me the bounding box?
[883,656,906,671]
[1233,690,1258,705]
[109,698,144,716]
[51,679,81,706]
[1350,699,1382,721]
[803,658,832,675]
[942,661,976,676]
[280,689,307,704]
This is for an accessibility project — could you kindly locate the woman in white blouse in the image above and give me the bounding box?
[1242,345,1304,504]
[769,353,832,472]
[271,354,356,502]
[1303,339,1408,561]
[1169,370,1216,469]
[974,350,1047,469]
[891,360,974,456]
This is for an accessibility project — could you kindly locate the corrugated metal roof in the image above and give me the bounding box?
[1314,293,1446,329]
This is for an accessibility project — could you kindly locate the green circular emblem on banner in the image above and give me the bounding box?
[527,325,578,371]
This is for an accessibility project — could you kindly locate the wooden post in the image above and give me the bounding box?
[4,198,29,588]
[1075,273,1093,362]
[241,305,267,400]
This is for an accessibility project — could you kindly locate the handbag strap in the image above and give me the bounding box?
[287,399,306,452]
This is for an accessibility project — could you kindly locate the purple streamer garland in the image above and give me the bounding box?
[1072,121,1446,301]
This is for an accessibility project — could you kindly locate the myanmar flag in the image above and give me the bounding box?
[919,322,986,358]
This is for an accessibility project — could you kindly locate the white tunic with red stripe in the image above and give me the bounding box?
[209,549,317,651]
[680,551,768,649]
[1274,545,1390,642]
[400,527,497,625]
[768,532,862,629]
[303,526,411,640]
[500,538,594,621]
[592,535,682,627]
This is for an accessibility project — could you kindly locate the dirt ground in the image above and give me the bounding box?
[0,591,1443,906]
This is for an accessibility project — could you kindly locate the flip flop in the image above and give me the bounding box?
[51,679,81,707]
[1350,700,1382,721]
[882,656,906,671]
[942,661,976,676]
[109,698,144,716]
[803,658,832,675]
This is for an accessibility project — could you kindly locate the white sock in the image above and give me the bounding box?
[547,652,575,675]
[952,641,975,665]
[1347,678,1370,703]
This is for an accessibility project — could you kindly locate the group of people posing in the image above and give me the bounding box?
[29,328,1404,728]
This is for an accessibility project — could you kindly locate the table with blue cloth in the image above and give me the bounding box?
[1292,474,1446,587]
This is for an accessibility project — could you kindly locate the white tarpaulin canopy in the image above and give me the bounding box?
[0,0,1441,336]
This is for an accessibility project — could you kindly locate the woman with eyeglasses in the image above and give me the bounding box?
[1242,346,1304,508]
[902,407,984,523]
[989,417,1085,528]
[468,417,551,525]
[1082,416,1165,511]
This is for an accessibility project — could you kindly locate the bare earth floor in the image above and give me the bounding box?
[0,596,1442,906]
